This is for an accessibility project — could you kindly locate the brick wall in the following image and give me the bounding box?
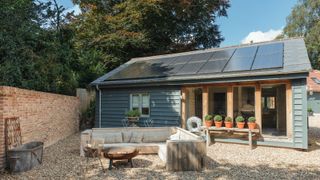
[0,86,80,170]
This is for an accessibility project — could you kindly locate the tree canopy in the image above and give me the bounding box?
[0,0,230,95]
[281,0,320,69]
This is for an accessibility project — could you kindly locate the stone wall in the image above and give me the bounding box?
[0,86,80,170]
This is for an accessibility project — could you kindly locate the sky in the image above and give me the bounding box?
[58,0,298,47]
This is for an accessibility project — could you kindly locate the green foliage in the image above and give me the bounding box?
[248,117,256,123]
[235,116,244,122]
[80,99,96,129]
[308,107,313,112]
[225,116,233,122]
[214,115,222,122]
[281,0,320,69]
[125,109,141,117]
[205,115,213,121]
[0,0,79,95]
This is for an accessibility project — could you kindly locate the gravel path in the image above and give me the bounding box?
[1,117,320,179]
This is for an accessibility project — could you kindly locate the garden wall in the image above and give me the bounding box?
[0,86,80,170]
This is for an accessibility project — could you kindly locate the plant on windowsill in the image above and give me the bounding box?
[308,107,313,116]
[214,115,223,128]
[247,116,256,130]
[125,110,141,122]
[204,115,213,128]
[224,116,233,128]
[235,116,245,129]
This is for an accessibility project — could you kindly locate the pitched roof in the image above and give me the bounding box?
[92,38,312,86]
[307,70,320,92]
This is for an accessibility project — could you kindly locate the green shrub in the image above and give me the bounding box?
[214,115,222,122]
[125,109,141,117]
[225,116,233,122]
[308,107,313,113]
[235,116,244,122]
[205,115,213,121]
[248,116,256,123]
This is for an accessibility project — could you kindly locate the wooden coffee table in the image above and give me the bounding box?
[103,147,139,170]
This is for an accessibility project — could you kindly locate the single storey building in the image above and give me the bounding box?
[91,38,312,149]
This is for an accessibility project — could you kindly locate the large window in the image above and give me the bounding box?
[130,93,150,117]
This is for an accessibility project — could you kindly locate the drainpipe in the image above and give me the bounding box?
[96,85,102,128]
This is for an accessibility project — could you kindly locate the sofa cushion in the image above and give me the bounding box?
[91,138,105,148]
[130,132,143,143]
[104,132,123,143]
[142,131,170,143]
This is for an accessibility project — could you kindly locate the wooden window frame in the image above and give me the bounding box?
[130,93,150,117]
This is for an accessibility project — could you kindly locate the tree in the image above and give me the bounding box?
[281,0,320,69]
[72,0,230,86]
[0,0,78,95]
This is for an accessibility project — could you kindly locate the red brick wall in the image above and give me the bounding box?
[0,86,80,170]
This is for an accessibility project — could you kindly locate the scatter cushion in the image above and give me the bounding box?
[122,131,133,143]
[130,132,144,143]
[143,131,170,143]
[90,138,105,148]
[104,132,123,144]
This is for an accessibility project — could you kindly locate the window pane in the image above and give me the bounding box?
[267,97,276,109]
[132,95,140,108]
[142,94,150,108]
[142,107,149,115]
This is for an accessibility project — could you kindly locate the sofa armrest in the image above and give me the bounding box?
[80,129,92,156]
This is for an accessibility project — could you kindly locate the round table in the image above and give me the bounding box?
[103,147,139,170]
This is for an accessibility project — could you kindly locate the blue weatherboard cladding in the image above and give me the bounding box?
[292,78,308,149]
[308,92,320,113]
[95,86,181,127]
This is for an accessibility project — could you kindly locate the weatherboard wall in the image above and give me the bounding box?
[95,87,181,127]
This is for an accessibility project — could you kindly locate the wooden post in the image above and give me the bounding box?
[181,87,187,129]
[255,84,262,132]
[227,86,233,118]
[202,86,209,125]
[286,82,292,138]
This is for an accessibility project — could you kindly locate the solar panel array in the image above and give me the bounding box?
[108,42,284,80]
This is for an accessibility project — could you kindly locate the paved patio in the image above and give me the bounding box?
[1,116,320,179]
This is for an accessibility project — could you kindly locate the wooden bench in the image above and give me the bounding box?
[204,127,259,149]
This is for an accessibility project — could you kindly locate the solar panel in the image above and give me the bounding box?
[188,52,213,62]
[198,60,228,74]
[176,61,207,75]
[108,61,168,80]
[251,43,283,70]
[223,46,257,72]
[209,49,235,61]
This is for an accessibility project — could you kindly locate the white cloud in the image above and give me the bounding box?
[66,4,81,15]
[241,29,283,44]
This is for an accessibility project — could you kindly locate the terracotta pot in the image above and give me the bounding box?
[237,122,245,129]
[205,120,213,127]
[215,121,222,128]
[248,122,256,130]
[225,121,233,128]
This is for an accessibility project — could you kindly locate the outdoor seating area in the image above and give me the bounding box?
[80,127,206,171]
[1,116,319,179]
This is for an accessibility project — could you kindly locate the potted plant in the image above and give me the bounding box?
[224,116,233,128]
[214,115,223,128]
[235,116,245,129]
[125,109,140,121]
[308,107,313,116]
[204,115,213,127]
[247,116,256,130]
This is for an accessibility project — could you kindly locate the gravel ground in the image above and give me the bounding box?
[1,117,320,180]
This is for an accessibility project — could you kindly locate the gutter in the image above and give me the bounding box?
[95,85,102,128]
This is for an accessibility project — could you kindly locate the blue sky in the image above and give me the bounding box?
[58,0,298,47]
